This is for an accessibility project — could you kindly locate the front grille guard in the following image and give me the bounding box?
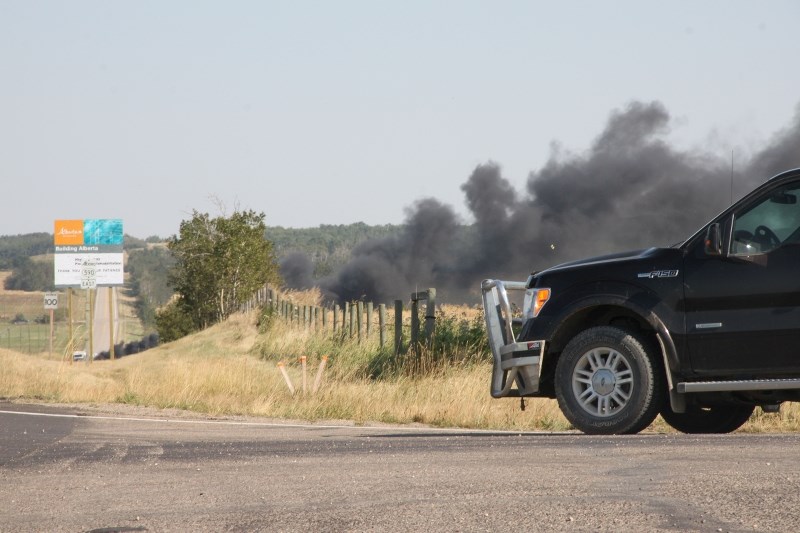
[481,279,544,398]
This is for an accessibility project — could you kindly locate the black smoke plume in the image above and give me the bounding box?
[282,100,800,304]
[279,252,315,290]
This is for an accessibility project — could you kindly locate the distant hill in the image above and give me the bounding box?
[0,233,52,270]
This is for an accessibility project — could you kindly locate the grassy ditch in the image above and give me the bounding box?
[0,309,570,430]
[2,298,800,433]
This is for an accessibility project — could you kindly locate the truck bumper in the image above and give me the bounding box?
[481,279,545,398]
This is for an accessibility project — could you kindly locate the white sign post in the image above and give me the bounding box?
[80,260,96,363]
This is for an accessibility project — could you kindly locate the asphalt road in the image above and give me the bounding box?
[90,287,119,358]
[1,402,800,533]
[72,287,119,359]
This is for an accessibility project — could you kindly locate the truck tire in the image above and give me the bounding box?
[660,405,755,434]
[555,326,665,435]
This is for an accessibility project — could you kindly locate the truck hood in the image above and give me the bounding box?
[539,247,659,274]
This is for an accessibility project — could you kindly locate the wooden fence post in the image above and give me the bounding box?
[366,302,373,337]
[424,288,436,347]
[357,301,364,343]
[410,296,419,355]
[349,303,355,339]
[333,304,339,332]
[394,299,403,355]
[379,303,386,349]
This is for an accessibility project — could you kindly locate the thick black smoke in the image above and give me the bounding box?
[282,100,800,304]
[279,251,315,290]
[317,198,462,302]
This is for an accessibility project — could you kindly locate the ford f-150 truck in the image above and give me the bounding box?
[482,168,800,434]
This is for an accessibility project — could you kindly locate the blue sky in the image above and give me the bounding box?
[1,1,799,238]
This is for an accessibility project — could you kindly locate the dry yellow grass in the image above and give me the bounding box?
[2,296,800,433]
[0,307,570,429]
[0,271,47,321]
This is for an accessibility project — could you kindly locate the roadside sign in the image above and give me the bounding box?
[53,219,124,287]
[80,260,97,289]
[44,292,59,310]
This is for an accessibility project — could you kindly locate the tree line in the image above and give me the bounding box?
[265,222,400,278]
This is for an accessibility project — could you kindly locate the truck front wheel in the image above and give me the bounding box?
[555,326,665,435]
[660,405,755,434]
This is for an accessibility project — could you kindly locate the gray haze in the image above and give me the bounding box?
[283,100,800,304]
[3,3,800,238]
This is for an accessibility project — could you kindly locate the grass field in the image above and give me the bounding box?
[2,292,800,433]
[0,272,52,323]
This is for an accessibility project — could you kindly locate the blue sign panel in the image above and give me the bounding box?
[83,219,124,246]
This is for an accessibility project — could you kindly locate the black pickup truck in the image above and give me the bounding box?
[481,168,800,434]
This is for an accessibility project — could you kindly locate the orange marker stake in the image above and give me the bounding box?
[313,355,329,394]
[277,361,295,395]
[300,356,307,395]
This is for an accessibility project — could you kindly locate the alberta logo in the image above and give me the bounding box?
[54,220,84,245]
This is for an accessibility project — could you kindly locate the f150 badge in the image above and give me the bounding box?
[637,270,679,279]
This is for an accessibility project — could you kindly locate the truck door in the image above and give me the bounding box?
[683,180,800,376]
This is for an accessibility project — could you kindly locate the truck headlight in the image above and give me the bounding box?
[523,288,551,320]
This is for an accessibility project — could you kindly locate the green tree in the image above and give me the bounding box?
[165,209,281,333]
[154,300,195,342]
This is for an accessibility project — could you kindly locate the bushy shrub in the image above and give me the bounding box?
[430,307,489,362]
[156,300,196,343]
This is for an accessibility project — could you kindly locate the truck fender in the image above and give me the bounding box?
[549,293,685,412]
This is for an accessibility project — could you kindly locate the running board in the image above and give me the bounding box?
[678,378,800,393]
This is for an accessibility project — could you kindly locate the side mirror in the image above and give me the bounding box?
[705,223,722,256]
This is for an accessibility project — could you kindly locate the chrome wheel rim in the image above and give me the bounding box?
[571,347,633,417]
